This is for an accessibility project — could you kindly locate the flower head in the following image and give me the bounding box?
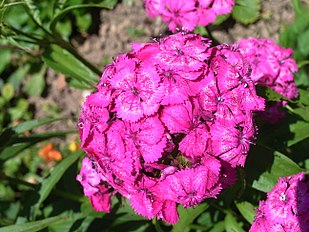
[78,32,264,224]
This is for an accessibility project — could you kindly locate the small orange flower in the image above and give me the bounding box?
[38,143,62,161]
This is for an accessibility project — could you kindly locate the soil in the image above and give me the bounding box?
[31,0,298,145]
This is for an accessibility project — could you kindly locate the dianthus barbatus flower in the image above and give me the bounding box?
[76,157,112,212]
[144,0,235,32]
[250,172,309,232]
[236,38,299,99]
[77,32,264,224]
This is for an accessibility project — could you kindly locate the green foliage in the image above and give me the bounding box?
[42,44,97,89]
[0,0,309,231]
[232,0,261,25]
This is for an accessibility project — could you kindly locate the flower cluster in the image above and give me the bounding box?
[250,172,309,232]
[236,38,299,99]
[77,32,264,224]
[144,0,235,32]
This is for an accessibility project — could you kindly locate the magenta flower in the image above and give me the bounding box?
[76,157,112,212]
[210,116,256,167]
[250,172,309,232]
[110,60,163,122]
[144,0,235,32]
[236,38,299,99]
[78,32,265,224]
[158,164,221,207]
[161,101,210,158]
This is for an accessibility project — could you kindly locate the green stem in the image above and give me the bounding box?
[285,104,295,114]
[1,1,24,9]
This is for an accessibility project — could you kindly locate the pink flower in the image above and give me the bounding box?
[210,116,256,167]
[124,116,167,163]
[144,0,235,32]
[157,33,210,79]
[78,32,265,223]
[158,164,221,207]
[76,157,112,212]
[161,101,210,158]
[236,38,299,99]
[110,61,163,122]
[250,172,309,232]
[160,0,197,32]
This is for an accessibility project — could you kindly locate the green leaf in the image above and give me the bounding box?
[209,221,225,232]
[8,99,29,120]
[288,120,309,146]
[256,86,289,102]
[279,11,309,48]
[293,107,309,121]
[25,66,46,96]
[252,151,303,192]
[173,203,208,232]
[49,0,118,33]
[224,213,245,232]
[42,44,97,89]
[0,50,11,73]
[0,131,72,161]
[76,13,92,33]
[8,64,31,90]
[30,150,84,220]
[22,0,42,26]
[235,201,256,224]
[1,83,14,102]
[232,0,261,25]
[298,28,309,56]
[0,215,68,232]
[11,117,65,134]
[298,89,309,106]
[53,0,68,14]
[212,14,231,25]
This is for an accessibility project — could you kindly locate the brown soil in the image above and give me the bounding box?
[32,0,297,145]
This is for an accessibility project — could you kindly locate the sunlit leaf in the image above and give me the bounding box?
[235,201,256,224]
[252,151,303,192]
[1,83,14,102]
[23,0,42,26]
[232,0,261,25]
[24,66,46,96]
[0,215,68,232]
[42,44,97,89]
[288,120,309,146]
[224,213,245,232]
[173,203,208,232]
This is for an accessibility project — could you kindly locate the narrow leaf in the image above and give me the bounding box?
[23,0,42,25]
[30,150,84,220]
[0,215,67,232]
[42,44,97,89]
[10,117,65,134]
[0,131,73,161]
